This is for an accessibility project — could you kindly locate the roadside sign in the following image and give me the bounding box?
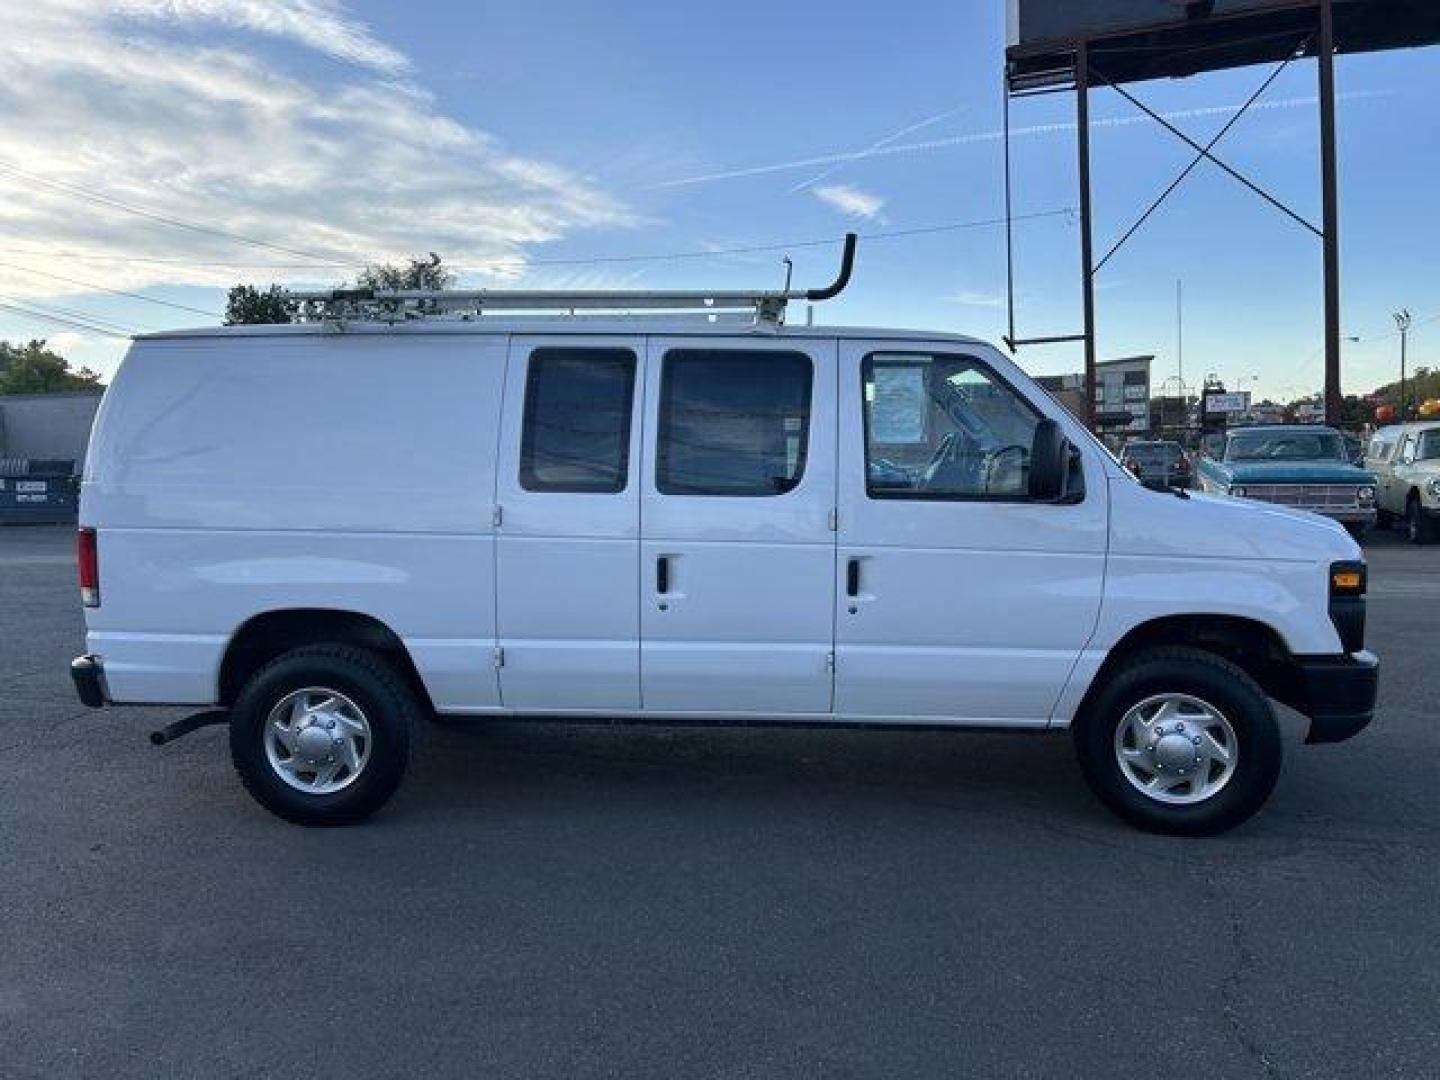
[1204,391,1251,415]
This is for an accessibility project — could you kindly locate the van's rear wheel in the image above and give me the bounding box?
[229,644,417,825]
[1073,647,1281,836]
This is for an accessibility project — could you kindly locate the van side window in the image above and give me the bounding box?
[863,353,1041,500]
[656,350,812,497]
[519,348,636,493]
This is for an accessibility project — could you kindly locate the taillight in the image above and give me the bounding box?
[78,527,100,607]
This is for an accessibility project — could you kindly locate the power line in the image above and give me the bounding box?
[0,208,1075,277]
[0,261,220,318]
[1,294,143,335]
[0,158,347,267]
[460,209,1076,268]
[0,297,137,340]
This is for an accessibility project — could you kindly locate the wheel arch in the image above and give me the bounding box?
[217,608,434,713]
[1076,614,1307,725]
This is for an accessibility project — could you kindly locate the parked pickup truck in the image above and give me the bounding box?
[1365,422,1440,544]
[1196,425,1377,537]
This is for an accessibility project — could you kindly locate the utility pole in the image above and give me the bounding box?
[1394,309,1412,419]
[1318,0,1343,425]
[1076,40,1097,432]
[1176,279,1184,390]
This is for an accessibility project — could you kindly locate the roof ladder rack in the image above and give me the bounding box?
[287,233,856,326]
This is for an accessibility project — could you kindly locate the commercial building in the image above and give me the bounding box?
[1036,355,1153,434]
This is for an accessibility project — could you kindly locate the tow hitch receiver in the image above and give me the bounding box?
[150,710,229,746]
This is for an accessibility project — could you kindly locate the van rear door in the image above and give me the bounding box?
[495,336,644,711]
[638,337,838,715]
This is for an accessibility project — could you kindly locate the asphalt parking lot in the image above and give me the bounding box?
[1,524,1436,1079]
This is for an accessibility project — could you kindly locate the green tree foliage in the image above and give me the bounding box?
[0,339,104,394]
[225,254,453,324]
[224,284,295,325]
[356,252,453,291]
[1369,366,1440,416]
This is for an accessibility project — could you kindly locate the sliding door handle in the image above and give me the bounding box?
[656,555,671,595]
[845,557,861,598]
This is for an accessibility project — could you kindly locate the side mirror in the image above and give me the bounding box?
[1029,418,1072,501]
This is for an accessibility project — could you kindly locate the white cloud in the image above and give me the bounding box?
[946,289,1003,308]
[812,184,886,221]
[0,1,636,304]
[653,91,1389,190]
[47,331,91,351]
[110,0,411,74]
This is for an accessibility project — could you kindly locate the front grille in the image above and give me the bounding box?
[1243,483,1359,511]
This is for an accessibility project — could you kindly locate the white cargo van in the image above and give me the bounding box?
[70,253,1377,834]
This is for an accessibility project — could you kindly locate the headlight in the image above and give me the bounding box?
[1357,486,1376,505]
[1229,486,1247,498]
[1428,478,1440,500]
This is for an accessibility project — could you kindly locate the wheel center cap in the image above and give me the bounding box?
[1154,733,1196,770]
[295,724,334,761]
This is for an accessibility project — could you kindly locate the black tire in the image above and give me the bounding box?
[1073,646,1282,836]
[1405,494,1434,545]
[229,644,419,826]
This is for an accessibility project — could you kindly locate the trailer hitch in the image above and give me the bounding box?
[150,710,229,746]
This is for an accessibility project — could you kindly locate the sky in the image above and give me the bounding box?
[0,0,1436,401]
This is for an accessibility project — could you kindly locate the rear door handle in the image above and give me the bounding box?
[846,558,861,598]
[656,555,670,595]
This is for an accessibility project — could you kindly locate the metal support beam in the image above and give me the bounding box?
[1076,41,1098,432]
[1004,70,1017,347]
[1093,67,1322,240]
[1092,39,1309,274]
[1319,0,1343,424]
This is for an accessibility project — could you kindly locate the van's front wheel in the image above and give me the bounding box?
[1073,647,1281,836]
[229,644,418,825]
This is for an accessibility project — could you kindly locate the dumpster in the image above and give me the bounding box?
[0,458,79,525]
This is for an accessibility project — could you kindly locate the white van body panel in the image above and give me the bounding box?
[83,335,505,709]
[1047,477,1359,726]
[79,321,1359,731]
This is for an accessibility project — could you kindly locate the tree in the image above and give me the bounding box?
[356,252,453,291]
[224,254,453,325]
[225,284,294,325]
[0,340,104,394]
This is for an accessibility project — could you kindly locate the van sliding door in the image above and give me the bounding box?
[638,337,838,716]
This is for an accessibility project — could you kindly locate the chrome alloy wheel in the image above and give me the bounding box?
[1113,693,1239,806]
[263,687,371,794]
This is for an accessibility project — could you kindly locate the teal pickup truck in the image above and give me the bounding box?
[1196,425,1378,537]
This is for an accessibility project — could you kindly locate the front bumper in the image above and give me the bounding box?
[1298,650,1378,744]
[70,654,109,708]
[1320,508,1378,526]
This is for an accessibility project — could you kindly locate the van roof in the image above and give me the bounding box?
[134,320,990,346]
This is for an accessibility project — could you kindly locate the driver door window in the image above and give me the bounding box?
[863,353,1039,500]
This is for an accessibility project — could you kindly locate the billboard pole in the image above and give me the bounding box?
[1318,0,1343,425]
[1076,38,1098,433]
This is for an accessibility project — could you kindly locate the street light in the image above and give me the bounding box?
[1394,309,1412,419]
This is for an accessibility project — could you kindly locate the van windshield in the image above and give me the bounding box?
[1416,430,1440,461]
[1226,431,1345,462]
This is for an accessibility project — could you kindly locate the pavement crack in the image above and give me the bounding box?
[1198,862,1282,1079]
